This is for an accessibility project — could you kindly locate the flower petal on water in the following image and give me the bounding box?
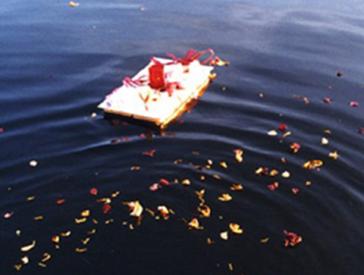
[20,240,36,252]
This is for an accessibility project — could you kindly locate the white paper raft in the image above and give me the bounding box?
[98,58,214,128]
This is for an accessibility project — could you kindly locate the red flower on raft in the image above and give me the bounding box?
[122,48,227,96]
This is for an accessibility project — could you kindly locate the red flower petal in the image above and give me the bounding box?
[102,204,112,214]
[323,97,332,104]
[149,183,160,192]
[278,123,287,132]
[267,182,279,191]
[3,211,13,219]
[89,188,98,196]
[56,198,65,205]
[159,178,170,186]
[349,101,359,107]
[283,230,302,247]
[143,149,156,157]
[0,128,4,133]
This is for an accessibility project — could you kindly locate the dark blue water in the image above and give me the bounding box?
[1,1,363,274]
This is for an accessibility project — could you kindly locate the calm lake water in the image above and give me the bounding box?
[1,0,363,274]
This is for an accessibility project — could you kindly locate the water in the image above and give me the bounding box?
[1,0,363,274]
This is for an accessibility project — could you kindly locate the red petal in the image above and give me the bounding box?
[349,101,359,107]
[159,178,170,186]
[323,97,332,104]
[56,198,65,205]
[143,149,156,157]
[267,182,279,191]
[102,204,112,214]
[291,187,300,195]
[89,188,98,196]
[149,183,160,192]
[278,123,287,132]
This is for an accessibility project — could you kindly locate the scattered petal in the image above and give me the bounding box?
[349,101,359,107]
[125,201,143,217]
[267,182,279,191]
[159,178,170,186]
[229,223,243,234]
[323,97,333,104]
[143,149,156,157]
[291,187,300,195]
[89,188,98,196]
[81,209,91,217]
[29,160,38,167]
[220,231,229,240]
[41,253,51,263]
[21,240,36,252]
[260,237,270,243]
[4,211,13,219]
[149,183,160,191]
[267,130,278,136]
[303,160,323,169]
[218,193,232,202]
[56,198,65,205]
[290,142,301,153]
[68,1,80,7]
[230,183,243,191]
[181,179,191,186]
[51,235,60,244]
[283,230,302,247]
[102,204,112,214]
[270,169,279,177]
[21,256,29,265]
[188,218,203,230]
[329,150,339,160]
[75,247,87,253]
[278,123,288,132]
[219,161,228,169]
[321,137,329,145]
[198,205,211,218]
[157,205,170,219]
[234,149,244,162]
[281,171,290,178]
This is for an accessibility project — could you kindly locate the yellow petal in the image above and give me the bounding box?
[188,218,203,230]
[220,231,229,240]
[230,183,243,191]
[20,240,36,252]
[198,205,211,218]
[234,149,243,162]
[303,160,323,169]
[229,223,243,234]
[218,193,232,202]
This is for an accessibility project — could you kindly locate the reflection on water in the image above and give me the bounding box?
[0,0,363,274]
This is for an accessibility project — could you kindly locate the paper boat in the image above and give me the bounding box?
[98,50,224,128]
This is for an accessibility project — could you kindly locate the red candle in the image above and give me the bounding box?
[149,62,165,90]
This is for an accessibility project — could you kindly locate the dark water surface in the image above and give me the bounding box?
[1,1,364,274]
